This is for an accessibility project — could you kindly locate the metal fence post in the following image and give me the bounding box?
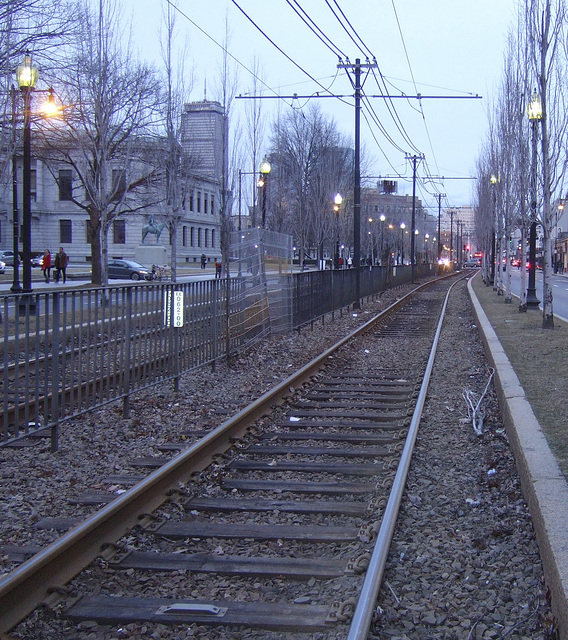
[122,286,132,419]
[50,292,60,453]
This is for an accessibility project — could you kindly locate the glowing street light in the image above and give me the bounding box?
[258,157,271,228]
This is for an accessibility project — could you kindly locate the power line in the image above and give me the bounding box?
[286,0,347,59]
[165,0,281,100]
[230,0,351,104]
[325,0,374,59]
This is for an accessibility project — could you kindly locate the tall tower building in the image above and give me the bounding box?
[180,101,227,182]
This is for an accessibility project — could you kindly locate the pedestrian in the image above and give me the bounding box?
[41,249,51,283]
[215,258,222,278]
[54,247,69,283]
[201,253,207,269]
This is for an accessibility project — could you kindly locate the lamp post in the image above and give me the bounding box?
[414,228,419,265]
[527,90,542,308]
[257,157,271,228]
[15,53,38,296]
[449,209,454,267]
[367,217,373,264]
[379,214,386,265]
[334,193,342,269]
[436,194,445,264]
[488,177,498,285]
[399,222,406,264]
[10,86,21,293]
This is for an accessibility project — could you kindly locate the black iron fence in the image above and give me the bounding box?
[288,264,436,328]
[0,263,439,450]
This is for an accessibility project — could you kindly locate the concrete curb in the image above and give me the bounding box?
[468,275,568,640]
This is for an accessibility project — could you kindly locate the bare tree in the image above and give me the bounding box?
[269,104,352,268]
[525,0,568,327]
[215,16,240,277]
[243,57,266,229]
[40,0,160,285]
[155,0,195,282]
[0,0,74,182]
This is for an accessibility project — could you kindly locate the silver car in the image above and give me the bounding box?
[0,250,15,266]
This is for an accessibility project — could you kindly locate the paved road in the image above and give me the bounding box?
[495,268,568,321]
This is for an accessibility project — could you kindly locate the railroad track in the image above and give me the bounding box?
[0,275,462,639]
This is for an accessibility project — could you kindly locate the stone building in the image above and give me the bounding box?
[0,100,225,267]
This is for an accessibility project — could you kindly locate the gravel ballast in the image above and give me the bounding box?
[0,277,557,639]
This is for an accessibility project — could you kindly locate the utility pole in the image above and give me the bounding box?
[338,57,377,308]
[449,210,455,265]
[405,154,424,281]
[434,193,445,264]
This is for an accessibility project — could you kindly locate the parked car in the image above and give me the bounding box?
[0,250,16,266]
[0,260,5,274]
[107,259,153,281]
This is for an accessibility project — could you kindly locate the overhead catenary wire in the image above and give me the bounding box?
[324,0,374,59]
[389,0,442,174]
[230,0,351,105]
[286,0,347,60]
[164,0,280,100]
[170,0,476,204]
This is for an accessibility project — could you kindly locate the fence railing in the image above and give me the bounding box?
[0,278,252,451]
[0,262,440,450]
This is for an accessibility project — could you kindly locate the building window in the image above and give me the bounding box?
[182,226,187,247]
[59,169,73,201]
[189,191,194,212]
[204,195,208,214]
[113,219,126,244]
[211,195,215,214]
[30,169,37,202]
[111,169,126,201]
[190,227,195,247]
[60,219,72,244]
[212,229,216,248]
[197,192,201,213]
[197,227,202,247]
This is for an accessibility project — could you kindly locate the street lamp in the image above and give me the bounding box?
[334,193,343,269]
[16,53,38,296]
[400,222,406,264]
[379,214,386,265]
[526,90,542,308]
[257,157,271,228]
[10,85,21,293]
[367,217,373,264]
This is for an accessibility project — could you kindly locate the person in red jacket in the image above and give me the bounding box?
[41,249,51,283]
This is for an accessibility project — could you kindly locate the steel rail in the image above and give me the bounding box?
[347,275,466,640]
[0,276,450,633]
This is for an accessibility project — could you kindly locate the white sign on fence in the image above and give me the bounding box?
[164,290,184,327]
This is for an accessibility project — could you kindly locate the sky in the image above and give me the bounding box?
[126,0,517,216]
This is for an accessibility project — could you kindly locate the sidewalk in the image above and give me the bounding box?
[468,272,568,639]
